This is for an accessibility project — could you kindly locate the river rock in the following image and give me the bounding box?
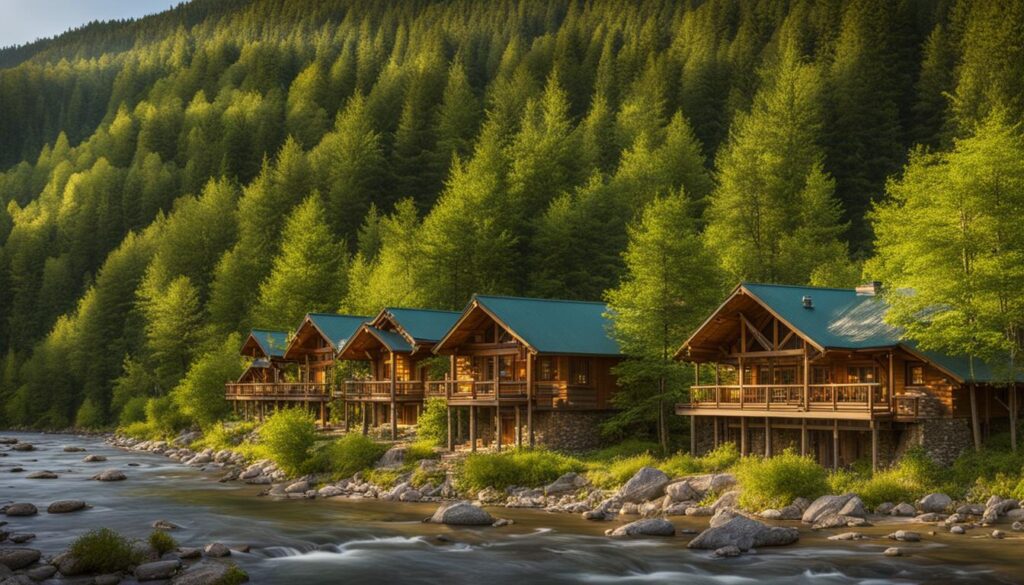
[204,543,231,558]
[802,494,857,524]
[11,443,34,452]
[0,548,41,570]
[53,552,86,576]
[26,565,57,580]
[609,518,676,537]
[1005,508,1024,522]
[875,502,895,515]
[318,485,344,498]
[62,446,85,453]
[9,533,34,544]
[912,513,946,523]
[3,503,37,517]
[25,470,58,479]
[135,559,182,581]
[171,561,248,585]
[950,525,966,535]
[710,490,739,512]
[890,503,916,517]
[284,480,310,494]
[399,489,422,502]
[7,467,23,473]
[177,548,202,560]
[0,437,16,444]
[812,513,868,530]
[1012,521,1023,532]
[884,547,902,557]
[94,574,121,585]
[991,529,1006,539]
[376,446,406,469]
[887,530,921,542]
[92,469,126,481]
[688,515,800,551]
[153,519,180,530]
[713,545,742,557]
[665,480,699,503]
[837,496,867,518]
[83,454,107,462]
[685,473,737,496]
[828,532,869,541]
[956,503,985,516]
[47,499,86,514]
[544,472,588,496]
[430,501,495,525]
[917,493,952,513]
[617,467,670,504]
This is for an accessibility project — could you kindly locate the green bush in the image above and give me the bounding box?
[416,398,448,446]
[826,447,942,508]
[260,408,319,476]
[405,439,438,463]
[194,422,257,451]
[118,396,149,426]
[584,439,661,461]
[459,449,583,492]
[75,398,106,429]
[148,529,177,555]
[410,464,446,488]
[308,433,389,478]
[144,395,190,437]
[586,453,657,489]
[734,449,829,510]
[120,420,159,440]
[363,468,403,488]
[215,565,250,585]
[69,528,141,573]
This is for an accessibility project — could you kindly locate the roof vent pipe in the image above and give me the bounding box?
[802,295,813,309]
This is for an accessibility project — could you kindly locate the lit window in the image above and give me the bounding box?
[570,359,590,385]
[907,364,925,386]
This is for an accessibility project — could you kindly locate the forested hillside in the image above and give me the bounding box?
[0,0,1022,431]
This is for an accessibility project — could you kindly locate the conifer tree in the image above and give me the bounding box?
[138,270,204,392]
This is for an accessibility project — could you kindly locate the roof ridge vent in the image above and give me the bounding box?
[802,295,813,309]
[856,281,882,296]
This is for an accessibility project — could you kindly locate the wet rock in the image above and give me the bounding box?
[950,525,966,535]
[912,513,946,523]
[83,454,107,462]
[1012,521,1024,532]
[92,469,126,481]
[430,501,495,526]
[8,467,24,473]
[685,473,737,496]
[0,438,16,445]
[956,503,985,516]
[177,548,201,560]
[3,504,37,517]
[617,467,670,504]
[665,481,699,503]
[492,518,514,527]
[204,543,231,558]
[0,548,41,570]
[135,559,182,581]
[47,500,87,514]
[812,513,869,530]
[610,518,675,537]
[759,501,804,521]
[713,545,742,557]
[875,502,895,515]
[398,489,422,502]
[544,472,588,496]
[25,471,57,479]
[916,493,952,513]
[828,532,868,541]
[284,480,310,494]
[887,530,921,542]
[318,485,344,498]
[890,503,916,517]
[62,446,85,453]
[837,496,867,518]
[171,561,248,585]
[802,494,858,524]
[688,515,799,551]
[991,529,1006,539]
[476,487,504,504]
[94,573,121,585]
[1006,508,1024,522]
[685,506,714,517]
[884,547,902,557]
[218,469,239,483]
[153,519,180,530]
[26,565,57,581]
[11,444,34,452]
[53,552,86,576]
[9,534,34,544]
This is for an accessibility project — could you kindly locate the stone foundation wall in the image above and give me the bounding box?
[692,417,716,455]
[532,410,611,452]
[896,418,973,466]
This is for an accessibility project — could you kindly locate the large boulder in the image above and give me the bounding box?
[890,502,916,517]
[838,496,867,518]
[617,467,670,504]
[11,443,34,452]
[916,493,952,513]
[802,494,857,524]
[665,481,699,503]
[83,454,107,462]
[685,473,737,496]
[47,500,86,514]
[688,515,799,551]
[135,560,182,581]
[609,518,676,537]
[25,471,58,479]
[3,503,37,517]
[92,469,126,481]
[0,548,41,570]
[376,446,407,469]
[430,501,495,526]
[204,543,231,558]
[544,472,588,496]
[171,562,248,585]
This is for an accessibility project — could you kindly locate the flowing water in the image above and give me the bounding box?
[1,432,1021,584]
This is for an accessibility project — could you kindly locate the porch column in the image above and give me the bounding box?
[527,352,535,448]
[800,418,808,457]
[361,403,369,436]
[495,406,502,452]
[832,419,840,470]
[764,417,772,457]
[690,415,697,455]
[469,406,477,452]
[970,384,982,452]
[871,421,879,472]
[740,418,748,456]
[1010,385,1018,453]
[515,406,522,448]
[446,406,454,451]
[390,351,397,440]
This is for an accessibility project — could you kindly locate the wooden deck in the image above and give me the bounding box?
[676,383,892,420]
[425,380,600,409]
[225,382,331,401]
[337,380,425,401]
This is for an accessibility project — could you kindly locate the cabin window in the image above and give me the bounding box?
[774,366,796,385]
[498,328,514,343]
[812,366,832,384]
[847,366,877,384]
[482,325,496,343]
[538,357,558,381]
[498,355,516,381]
[907,363,925,386]
[570,358,590,385]
[471,356,495,380]
[742,366,754,385]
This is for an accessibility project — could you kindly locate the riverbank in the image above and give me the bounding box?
[2,432,1023,584]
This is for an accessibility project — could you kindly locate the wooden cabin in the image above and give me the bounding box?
[431,295,623,452]
[226,329,292,420]
[335,307,461,438]
[675,282,1018,468]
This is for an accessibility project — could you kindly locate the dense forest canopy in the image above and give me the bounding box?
[0,0,1022,432]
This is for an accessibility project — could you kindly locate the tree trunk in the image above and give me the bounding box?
[970,383,982,452]
[1011,385,1018,453]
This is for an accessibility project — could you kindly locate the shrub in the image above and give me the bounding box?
[586,453,658,489]
[417,398,448,446]
[260,408,319,476]
[364,468,403,488]
[584,439,661,461]
[121,420,159,440]
[734,450,829,510]
[75,398,105,429]
[144,395,190,437]
[698,442,741,471]
[69,528,141,573]
[410,465,446,488]
[171,334,244,427]
[405,439,438,463]
[216,565,249,585]
[458,449,583,492]
[118,396,149,426]
[148,529,177,555]
[194,422,257,451]
[308,433,389,478]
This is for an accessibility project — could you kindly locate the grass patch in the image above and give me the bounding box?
[308,433,389,479]
[457,449,584,492]
[405,439,439,463]
[828,447,944,508]
[734,449,829,510]
[214,564,249,585]
[583,439,661,462]
[363,468,403,488]
[69,528,141,573]
[410,465,446,488]
[586,453,657,489]
[148,529,177,555]
[192,422,256,451]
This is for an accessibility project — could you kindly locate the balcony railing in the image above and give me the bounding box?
[683,383,890,414]
[225,382,330,400]
[339,380,424,400]
[424,380,598,408]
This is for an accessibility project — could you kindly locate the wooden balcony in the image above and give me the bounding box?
[338,380,424,401]
[676,383,891,420]
[425,380,599,409]
[225,382,331,401]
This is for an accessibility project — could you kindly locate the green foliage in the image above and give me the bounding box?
[307,433,388,478]
[213,564,249,585]
[259,408,319,476]
[586,454,658,489]
[193,422,257,451]
[405,439,439,463]
[148,530,177,556]
[170,333,244,428]
[416,399,448,447]
[69,529,141,574]
[734,450,829,511]
[457,449,584,493]
[118,396,148,426]
[75,398,105,429]
[828,447,943,507]
[410,465,446,489]
[661,443,740,478]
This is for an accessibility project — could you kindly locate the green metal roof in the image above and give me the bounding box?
[249,329,289,359]
[307,313,370,349]
[473,295,622,356]
[385,308,461,342]
[367,326,413,352]
[741,283,999,382]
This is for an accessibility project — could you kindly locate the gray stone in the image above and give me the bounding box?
[713,545,742,557]
[9,534,34,544]
[153,519,180,530]
[62,446,85,452]
[887,530,921,542]
[828,532,868,541]
[398,489,422,502]
[430,501,495,526]
[11,444,34,452]
[956,503,985,516]
[710,490,739,511]
[177,548,201,560]
[837,496,867,518]
[0,438,16,444]
[135,560,182,581]
[94,574,121,585]
[916,493,952,513]
[47,500,86,514]
[1012,521,1023,532]
[25,471,57,479]
[1006,508,1024,522]
[617,467,670,504]
[609,518,676,537]
[812,513,864,530]
[318,485,344,498]
[83,454,107,462]
[203,543,231,558]
[890,503,916,517]
[92,469,126,481]
[950,525,966,535]
[170,562,247,585]
[376,446,406,469]
[912,513,946,523]
[53,552,86,576]
[665,481,699,502]
[875,502,895,515]
[3,504,37,517]
[0,549,41,570]
[544,472,588,496]
[884,547,902,557]
[991,529,1006,539]
[491,518,514,527]
[26,565,57,580]
[687,515,800,551]
[802,494,857,524]
[284,480,309,494]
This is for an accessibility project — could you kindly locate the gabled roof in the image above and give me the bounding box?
[435,294,622,356]
[680,282,1004,383]
[284,313,370,359]
[379,308,461,343]
[242,329,289,359]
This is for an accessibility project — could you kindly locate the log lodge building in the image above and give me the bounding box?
[224,282,1017,467]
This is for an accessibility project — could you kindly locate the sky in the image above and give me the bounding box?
[0,0,176,48]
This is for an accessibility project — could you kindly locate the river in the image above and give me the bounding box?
[1,432,1021,584]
